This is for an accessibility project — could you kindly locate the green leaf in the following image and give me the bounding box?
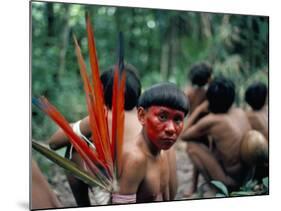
[211,180,229,196]
[244,179,258,191]
[230,191,255,196]
[216,193,227,197]
[262,177,269,189]
[32,140,109,191]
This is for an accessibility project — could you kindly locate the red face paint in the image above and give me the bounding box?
[144,106,185,150]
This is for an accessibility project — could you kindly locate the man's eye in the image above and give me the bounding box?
[158,113,168,121]
[174,116,183,125]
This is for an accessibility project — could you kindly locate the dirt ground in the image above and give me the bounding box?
[47,141,215,208]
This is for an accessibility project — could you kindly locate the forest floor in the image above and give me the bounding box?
[47,141,216,208]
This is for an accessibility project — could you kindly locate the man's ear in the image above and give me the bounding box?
[137,107,146,125]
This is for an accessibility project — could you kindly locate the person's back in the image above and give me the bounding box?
[48,64,142,206]
[245,82,268,139]
[81,108,141,147]
[244,82,268,180]
[247,107,268,139]
[186,87,207,113]
[207,108,251,178]
[181,76,251,191]
[185,62,212,113]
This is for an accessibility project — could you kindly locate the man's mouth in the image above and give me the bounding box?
[162,138,176,144]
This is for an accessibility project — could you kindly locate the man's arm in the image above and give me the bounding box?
[32,160,62,209]
[166,147,177,200]
[185,100,209,129]
[181,115,213,141]
[48,116,91,150]
[118,152,146,194]
[113,151,146,203]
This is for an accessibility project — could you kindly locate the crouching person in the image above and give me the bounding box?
[181,77,252,194]
[112,83,189,204]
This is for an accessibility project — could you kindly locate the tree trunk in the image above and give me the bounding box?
[46,3,54,38]
[58,5,71,77]
[160,42,169,80]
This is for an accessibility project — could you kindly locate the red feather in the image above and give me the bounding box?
[111,65,126,178]
[73,35,112,178]
[86,14,113,175]
[34,97,111,186]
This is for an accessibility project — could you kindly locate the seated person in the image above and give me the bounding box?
[32,159,62,210]
[48,64,142,206]
[184,62,213,113]
[112,83,189,203]
[245,82,268,140]
[48,66,179,205]
[181,76,252,194]
[183,62,213,197]
[244,82,268,180]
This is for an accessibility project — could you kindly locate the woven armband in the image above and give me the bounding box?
[111,193,136,204]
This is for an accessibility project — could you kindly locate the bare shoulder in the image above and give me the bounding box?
[122,144,147,169]
[246,110,256,120]
[118,140,147,193]
[198,112,218,125]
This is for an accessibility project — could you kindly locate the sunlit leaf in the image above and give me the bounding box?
[262,177,269,190]
[211,180,229,196]
[230,191,255,196]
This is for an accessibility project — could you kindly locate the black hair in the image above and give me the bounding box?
[101,64,141,110]
[206,76,235,113]
[188,62,213,87]
[137,82,189,116]
[245,82,267,110]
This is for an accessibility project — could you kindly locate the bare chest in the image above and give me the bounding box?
[137,155,169,202]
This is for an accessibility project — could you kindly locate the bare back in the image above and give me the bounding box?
[107,109,142,146]
[246,106,268,140]
[186,86,207,113]
[206,108,251,178]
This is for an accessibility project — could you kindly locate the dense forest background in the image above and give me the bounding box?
[32,1,268,167]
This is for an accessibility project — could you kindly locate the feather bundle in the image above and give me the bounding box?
[32,14,126,192]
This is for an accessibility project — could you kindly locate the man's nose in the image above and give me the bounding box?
[165,121,176,135]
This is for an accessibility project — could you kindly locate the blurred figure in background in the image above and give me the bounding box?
[184,62,213,114]
[32,159,62,209]
[181,77,252,194]
[182,62,213,196]
[245,82,268,140]
[243,82,268,181]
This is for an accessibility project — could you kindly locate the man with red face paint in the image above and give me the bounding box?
[112,83,189,203]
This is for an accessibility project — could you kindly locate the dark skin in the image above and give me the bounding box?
[48,105,179,204]
[183,78,212,197]
[32,160,62,210]
[246,105,268,140]
[181,102,252,192]
[185,85,208,114]
[245,105,268,181]
[116,106,185,203]
[48,108,142,206]
[182,101,211,197]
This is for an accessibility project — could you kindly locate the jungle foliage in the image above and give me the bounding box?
[31,1,268,143]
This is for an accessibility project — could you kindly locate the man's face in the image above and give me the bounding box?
[138,106,185,150]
